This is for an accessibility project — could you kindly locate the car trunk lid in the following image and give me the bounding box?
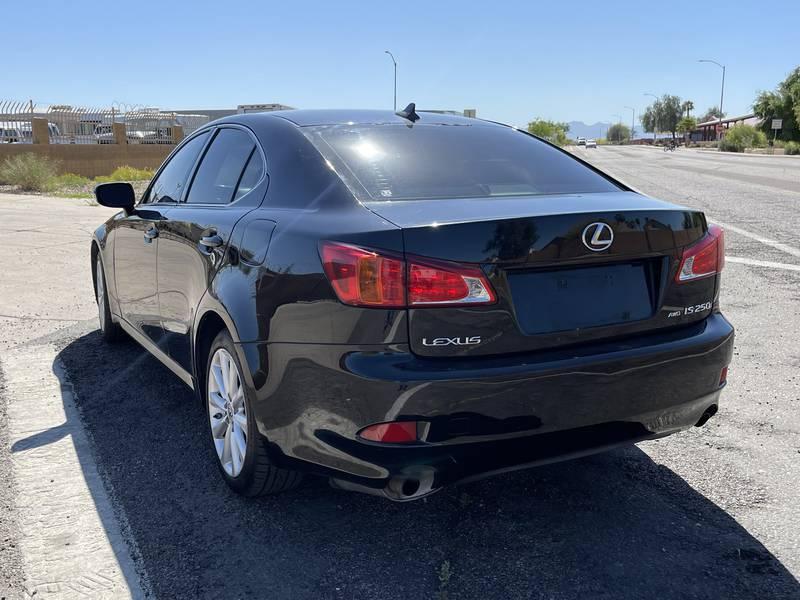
[364,192,714,357]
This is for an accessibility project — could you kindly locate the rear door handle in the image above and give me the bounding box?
[144,227,159,243]
[199,234,224,249]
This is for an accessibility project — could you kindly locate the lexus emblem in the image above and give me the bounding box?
[581,222,614,252]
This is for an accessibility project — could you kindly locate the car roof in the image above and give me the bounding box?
[229,109,485,128]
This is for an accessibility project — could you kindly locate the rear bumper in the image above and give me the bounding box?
[239,313,734,496]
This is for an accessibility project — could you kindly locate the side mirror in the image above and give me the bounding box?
[94,182,135,214]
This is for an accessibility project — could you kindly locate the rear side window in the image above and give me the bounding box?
[306,123,620,201]
[146,131,209,203]
[186,128,256,204]
[233,150,264,201]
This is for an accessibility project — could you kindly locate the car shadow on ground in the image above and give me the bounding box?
[42,330,799,600]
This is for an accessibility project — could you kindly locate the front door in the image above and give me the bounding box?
[112,207,169,345]
[157,126,266,372]
[113,130,211,347]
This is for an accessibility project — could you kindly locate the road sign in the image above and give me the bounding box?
[772,118,783,130]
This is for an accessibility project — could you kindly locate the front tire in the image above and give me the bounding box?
[205,330,302,497]
[95,256,124,342]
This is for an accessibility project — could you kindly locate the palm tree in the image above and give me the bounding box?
[682,100,695,118]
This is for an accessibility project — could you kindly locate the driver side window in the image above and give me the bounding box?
[144,131,210,204]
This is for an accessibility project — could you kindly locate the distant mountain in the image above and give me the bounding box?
[567,120,647,140]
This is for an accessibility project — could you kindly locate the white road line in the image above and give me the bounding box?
[726,256,800,273]
[708,219,800,259]
[4,344,145,599]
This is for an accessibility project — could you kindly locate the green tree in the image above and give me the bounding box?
[681,100,695,118]
[659,95,683,140]
[640,95,684,141]
[677,116,697,144]
[526,119,570,146]
[753,66,800,142]
[607,123,631,143]
[640,106,657,139]
[700,106,726,122]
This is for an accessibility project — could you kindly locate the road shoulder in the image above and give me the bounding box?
[5,343,146,599]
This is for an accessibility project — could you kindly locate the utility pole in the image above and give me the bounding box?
[699,59,726,140]
[384,50,397,111]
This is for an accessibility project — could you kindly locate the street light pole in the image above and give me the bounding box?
[624,106,635,141]
[384,50,397,111]
[699,59,726,140]
[644,93,658,144]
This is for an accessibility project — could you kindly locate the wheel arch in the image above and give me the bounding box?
[193,301,258,386]
[193,310,229,402]
[90,240,100,296]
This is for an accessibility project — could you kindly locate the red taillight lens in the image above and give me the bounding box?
[676,224,724,283]
[320,242,496,308]
[719,366,728,386]
[320,242,405,307]
[408,258,495,306]
[358,421,419,443]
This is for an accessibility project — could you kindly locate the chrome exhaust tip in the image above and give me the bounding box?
[330,468,439,502]
[694,404,718,427]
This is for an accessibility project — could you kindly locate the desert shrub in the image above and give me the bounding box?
[0,154,60,191]
[718,138,742,152]
[784,141,800,155]
[719,124,767,152]
[54,172,91,187]
[94,165,154,183]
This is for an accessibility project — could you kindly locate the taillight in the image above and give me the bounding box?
[358,421,419,443]
[676,224,724,283]
[320,242,496,308]
[320,242,405,307]
[408,257,495,306]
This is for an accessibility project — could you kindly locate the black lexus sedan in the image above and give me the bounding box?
[91,106,733,501]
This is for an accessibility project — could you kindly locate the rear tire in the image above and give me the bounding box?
[204,330,302,497]
[95,256,124,342]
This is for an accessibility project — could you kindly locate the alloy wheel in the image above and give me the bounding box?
[208,348,248,477]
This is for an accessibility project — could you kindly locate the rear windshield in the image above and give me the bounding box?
[305,123,620,201]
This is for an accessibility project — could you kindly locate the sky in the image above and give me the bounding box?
[5,0,798,127]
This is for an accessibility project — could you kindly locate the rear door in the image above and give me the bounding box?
[113,130,210,347]
[157,125,266,372]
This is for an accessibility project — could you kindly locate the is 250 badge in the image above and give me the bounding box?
[667,302,712,318]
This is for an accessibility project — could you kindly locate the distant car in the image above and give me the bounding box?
[94,124,162,144]
[0,124,25,143]
[577,137,586,146]
[91,108,733,501]
[586,139,597,148]
[94,124,116,144]
[0,122,61,143]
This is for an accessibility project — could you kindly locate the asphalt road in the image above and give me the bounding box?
[1,146,799,599]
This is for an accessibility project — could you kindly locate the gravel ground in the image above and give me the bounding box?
[2,148,800,599]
